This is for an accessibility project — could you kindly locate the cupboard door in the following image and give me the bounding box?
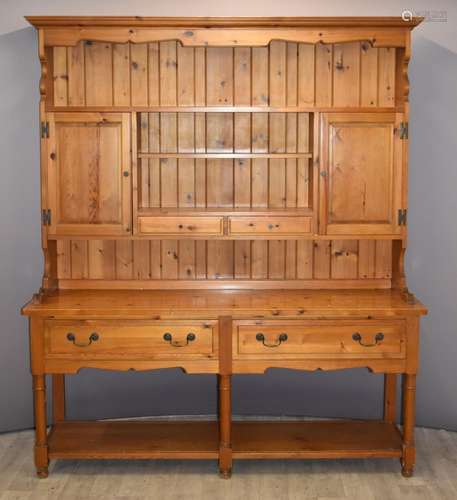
[47,113,131,236]
[320,113,403,235]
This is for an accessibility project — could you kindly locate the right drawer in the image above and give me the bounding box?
[228,216,312,236]
[234,320,406,359]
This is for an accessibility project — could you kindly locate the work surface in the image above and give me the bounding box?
[23,289,427,318]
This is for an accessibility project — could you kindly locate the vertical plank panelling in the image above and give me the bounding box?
[206,48,233,106]
[331,240,359,279]
[375,240,393,278]
[178,113,195,152]
[298,44,315,106]
[115,241,133,279]
[270,42,287,107]
[160,112,178,207]
[177,46,195,106]
[130,44,148,106]
[234,47,251,105]
[315,44,333,107]
[234,241,251,279]
[360,43,378,107]
[179,241,196,279]
[286,43,298,107]
[378,48,396,107]
[251,159,268,207]
[207,242,234,279]
[53,47,68,106]
[67,43,85,106]
[148,42,160,106]
[333,42,361,107]
[296,240,313,279]
[159,41,177,106]
[70,241,88,279]
[133,240,150,279]
[251,241,268,279]
[178,159,195,207]
[161,240,179,279]
[207,160,233,207]
[358,239,376,278]
[194,47,206,106]
[207,113,233,152]
[101,241,116,280]
[148,113,161,208]
[195,241,207,279]
[195,159,206,207]
[113,44,131,106]
[268,241,286,279]
[234,159,251,207]
[285,241,297,279]
[88,240,105,279]
[56,241,71,279]
[85,42,113,106]
[251,114,268,152]
[149,241,161,279]
[234,114,251,152]
[251,47,269,106]
[139,113,149,208]
[269,160,286,207]
[313,240,331,279]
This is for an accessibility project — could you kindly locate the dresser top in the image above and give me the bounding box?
[22,289,427,318]
[25,16,423,29]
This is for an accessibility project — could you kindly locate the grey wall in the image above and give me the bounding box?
[0,1,456,433]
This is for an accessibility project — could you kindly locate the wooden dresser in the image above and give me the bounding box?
[22,16,427,479]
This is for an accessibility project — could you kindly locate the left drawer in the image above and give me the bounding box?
[44,320,217,359]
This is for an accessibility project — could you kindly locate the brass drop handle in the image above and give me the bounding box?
[256,332,288,348]
[352,332,384,347]
[66,332,99,347]
[163,332,196,347]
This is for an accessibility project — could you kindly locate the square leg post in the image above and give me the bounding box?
[52,374,66,423]
[383,374,397,423]
[218,316,232,478]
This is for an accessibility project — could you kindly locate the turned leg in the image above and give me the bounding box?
[383,374,397,423]
[218,374,232,478]
[52,374,66,423]
[401,374,416,477]
[33,375,49,478]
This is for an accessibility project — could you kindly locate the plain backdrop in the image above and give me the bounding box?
[0,0,456,433]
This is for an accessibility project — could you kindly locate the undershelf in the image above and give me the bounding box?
[48,421,219,459]
[233,421,403,458]
[137,207,313,217]
[47,420,403,460]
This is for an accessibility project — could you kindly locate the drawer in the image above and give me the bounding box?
[44,320,217,359]
[228,216,312,235]
[234,320,405,359]
[138,216,223,235]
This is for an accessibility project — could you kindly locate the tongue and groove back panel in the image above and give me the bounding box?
[46,38,398,289]
[51,41,396,108]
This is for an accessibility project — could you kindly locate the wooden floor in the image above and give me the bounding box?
[0,426,456,500]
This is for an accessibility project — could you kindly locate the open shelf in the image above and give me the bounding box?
[232,421,403,459]
[138,153,312,159]
[48,421,219,459]
[47,420,402,461]
[137,207,314,217]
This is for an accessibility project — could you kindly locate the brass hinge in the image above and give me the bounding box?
[399,122,408,140]
[398,209,407,226]
[42,209,51,226]
[41,121,49,139]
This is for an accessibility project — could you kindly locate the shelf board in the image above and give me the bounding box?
[232,421,403,459]
[137,207,314,217]
[138,153,312,160]
[48,421,219,459]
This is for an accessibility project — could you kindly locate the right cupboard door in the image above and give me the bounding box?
[320,113,403,235]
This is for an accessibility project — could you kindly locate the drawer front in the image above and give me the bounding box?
[138,216,223,235]
[45,320,217,359]
[235,320,405,359]
[228,216,312,235]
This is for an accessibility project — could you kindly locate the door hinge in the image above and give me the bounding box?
[41,121,49,139]
[42,209,51,226]
[399,122,408,140]
[398,209,407,226]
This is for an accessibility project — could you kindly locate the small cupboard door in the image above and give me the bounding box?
[320,113,403,235]
[47,113,131,236]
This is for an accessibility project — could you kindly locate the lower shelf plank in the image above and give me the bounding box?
[232,421,403,459]
[48,421,219,459]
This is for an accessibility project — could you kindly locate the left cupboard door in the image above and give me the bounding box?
[46,113,131,236]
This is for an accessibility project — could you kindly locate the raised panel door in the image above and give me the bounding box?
[47,113,131,236]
